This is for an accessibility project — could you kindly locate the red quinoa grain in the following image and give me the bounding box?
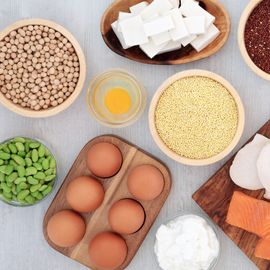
[244,0,270,74]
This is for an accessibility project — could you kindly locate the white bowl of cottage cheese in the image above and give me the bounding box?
[154,214,220,270]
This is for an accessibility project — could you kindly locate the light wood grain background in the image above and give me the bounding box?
[0,0,268,270]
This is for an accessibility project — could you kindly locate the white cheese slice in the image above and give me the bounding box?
[158,40,182,54]
[191,24,220,52]
[111,21,131,49]
[140,40,169,58]
[180,0,215,28]
[117,12,134,31]
[130,1,149,14]
[168,8,189,41]
[181,34,197,46]
[144,16,175,37]
[183,16,206,35]
[151,31,172,45]
[119,15,149,46]
[141,0,173,20]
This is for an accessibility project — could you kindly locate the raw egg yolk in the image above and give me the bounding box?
[104,87,131,115]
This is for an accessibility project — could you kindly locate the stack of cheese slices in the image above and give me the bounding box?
[111,0,220,58]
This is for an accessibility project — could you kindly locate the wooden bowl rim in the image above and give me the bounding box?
[0,18,86,118]
[100,0,231,65]
[148,69,245,166]
[238,0,270,81]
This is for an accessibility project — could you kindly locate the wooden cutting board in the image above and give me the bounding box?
[193,120,270,270]
[43,135,171,270]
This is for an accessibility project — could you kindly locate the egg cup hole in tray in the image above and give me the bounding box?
[43,134,171,270]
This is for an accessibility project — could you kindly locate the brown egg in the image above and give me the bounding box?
[66,176,104,213]
[89,232,127,270]
[47,210,86,248]
[87,142,122,178]
[108,199,145,234]
[127,165,164,201]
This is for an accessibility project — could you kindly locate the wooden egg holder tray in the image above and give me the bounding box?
[43,135,171,270]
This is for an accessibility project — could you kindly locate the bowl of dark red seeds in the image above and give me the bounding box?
[238,0,270,81]
[0,19,86,117]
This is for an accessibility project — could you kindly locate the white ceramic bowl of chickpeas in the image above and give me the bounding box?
[0,19,86,118]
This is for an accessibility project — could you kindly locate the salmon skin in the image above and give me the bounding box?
[226,191,270,260]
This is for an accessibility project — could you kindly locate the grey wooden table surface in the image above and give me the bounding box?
[0,0,269,269]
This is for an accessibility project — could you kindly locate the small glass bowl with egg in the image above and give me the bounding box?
[153,213,221,270]
[0,136,57,207]
[87,69,147,128]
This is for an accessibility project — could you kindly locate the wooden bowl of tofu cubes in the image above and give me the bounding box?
[101,0,230,65]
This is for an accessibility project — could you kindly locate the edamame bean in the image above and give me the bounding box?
[0,183,11,193]
[38,185,48,192]
[33,163,42,171]
[42,186,52,196]
[42,159,49,170]
[25,158,32,167]
[3,192,12,200]
[14,137,25,143]
[0,159,4,166]
[45,175,56,182]
[30,184,41,193]
[19,182,29,190]
[14,177,26,185]
[6,172,18,183]
[2,145,10,154]
[49,158,56,169]
[15,142,25,152]
[8,144,17,154]
[0,172,5,182]
[17,166,25,177]
[38,145,45,158]
[11,154,26,166]
[25,167,37,176]
[34,172,45,180]
[18,151,26,157]
[45,168,53,176]
[25,195,35,204]
[17,190,30,201]
[29,142,40,149]
[31,149,38,162]
[0,152,10,160]
[27,176,39,185]
[36,192,43,200]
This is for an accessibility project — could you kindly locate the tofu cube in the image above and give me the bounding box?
[181,34,197,46]
[119,15,149,46]
[151,31,172,45]
[130,1,149,14]
[141,0,173,20]
[158,40,182,54]
[168,8,189,41]
[140,39,169,58]
[144,16,175,36]
[169,0,179,8]
[191,24,220,52]
[183,16,206,35]
[111,21,131,49]
[117,12,134,31]
[180,0,215,28]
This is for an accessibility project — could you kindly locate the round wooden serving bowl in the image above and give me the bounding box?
[238,0,270,81]
[0,19,86,118]
[149,70,245,166]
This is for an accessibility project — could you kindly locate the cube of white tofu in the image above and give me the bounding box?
[141,0,173,20]
[130,1,149,14]
[180,0,215,28]
[168,8,189,41]
[158,40,182,54]
[111,21,131,49]
[169,0,179,8]
[119,15,149,46]
[191,24,220,52]
[117,12,134,31]
[152,31,172,45]
[140,39,169,58]
[144,16,175,36]
[181,34,197,46]
[183,16,206,35]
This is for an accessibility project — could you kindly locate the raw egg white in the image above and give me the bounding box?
[66,176,104,213]
[109,199,145,234]
[89,232,127,270]
[128,165,164,201]
[87,142,123,178]
[47,210,86,248]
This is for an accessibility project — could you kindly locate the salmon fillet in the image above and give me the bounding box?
[255,239,270,260]
[226,191,270,239]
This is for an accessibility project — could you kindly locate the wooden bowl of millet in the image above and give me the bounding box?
[238,0,270,81]
[149,70,245,166]
[0,19,86,118]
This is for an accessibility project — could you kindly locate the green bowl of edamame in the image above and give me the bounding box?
[0,137,57,207]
